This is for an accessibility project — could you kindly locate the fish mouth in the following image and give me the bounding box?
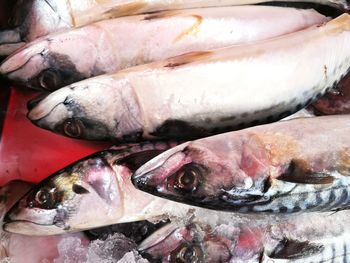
[27,88,71,125]
[0,40,48,76]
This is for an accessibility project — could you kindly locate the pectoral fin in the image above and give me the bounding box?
[278,159,334,185]
[269,238,324,259]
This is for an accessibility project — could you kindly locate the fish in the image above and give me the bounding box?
[2,141,201,236]
[0,0,347,57]
[0,6,329,91]
[0,180,90,263]
[139,210,350,263]
[312,71,350,114]
[132,115,350,213]
[26,14,350,141]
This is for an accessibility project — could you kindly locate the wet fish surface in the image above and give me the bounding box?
[27,14,350,141]
[0,0,346,56]
[140,210,350,263]
[133,115,350,213]
[0,6,328,91]
[2,142,200,236]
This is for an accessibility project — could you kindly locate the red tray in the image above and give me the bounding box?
[0,86,111,185]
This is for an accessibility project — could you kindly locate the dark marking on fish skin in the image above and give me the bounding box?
[164,51,212,69]
[292,205,302,212]
[269,238,324,260]
[279,206,288,213]
[143,11,178,21]
[28,52,87,91]
[122,130,144,142]
[116,149,165,172]
[150,119,211,139]
[324,65,328,79]
[72,184,89,194]
[102,2,147,20]
[279,159,335,185]
[343,243,347,263]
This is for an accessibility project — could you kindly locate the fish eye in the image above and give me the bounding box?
[63,118,84,138]
[34,188,57,209]
[173,164,201,193]
[173,244,202,263]
[39,69,59,90]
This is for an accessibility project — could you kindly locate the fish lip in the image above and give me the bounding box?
[0,40,48,75]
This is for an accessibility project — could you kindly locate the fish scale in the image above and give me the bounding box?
[26,15,350,141]
[132,115,350,213]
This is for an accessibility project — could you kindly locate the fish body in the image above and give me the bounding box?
[3,142,200,236]
[140,210,350,262]
[0,6,328,90]
[27,14,350,141]
[132,115,350,213]
[312,71,350,114]
[0,0,347,56]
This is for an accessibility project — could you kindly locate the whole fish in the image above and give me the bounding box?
[132,115,350,213]
[312,71,350,114]
[0,180,90,263]
[26,14,350,141]
[140,210,350,263]
[0,0,347,56]
[0,6,328,91]
[2,142,199,236]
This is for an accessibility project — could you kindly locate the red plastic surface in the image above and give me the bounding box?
[0,87,112,185]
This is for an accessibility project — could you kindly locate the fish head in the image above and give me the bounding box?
[139,223,203,262]
[3,143,171,236]
[26,78,119,140]
[140,222,235,262]
[0,30,99,90]
[0,0,72,56]
[133,139,271,211]
[3,150,123,235]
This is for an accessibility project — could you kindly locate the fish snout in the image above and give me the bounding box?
[27,92,50,111]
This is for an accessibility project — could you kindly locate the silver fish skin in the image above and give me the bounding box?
[0,0,347,56]
[0,180,89,263]
[3,142,200,236]
[27,14,350,141]
[132,115,350,213]
[139,210,350,263]
[0,6,328,91]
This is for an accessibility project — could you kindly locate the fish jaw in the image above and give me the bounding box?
[27,75,144,141]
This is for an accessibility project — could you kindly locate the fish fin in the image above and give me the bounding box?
[269,238,324,259]
[116,149,166,172]
[278,159,334,184]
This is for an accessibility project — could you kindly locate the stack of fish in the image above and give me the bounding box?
[1,0,350,262]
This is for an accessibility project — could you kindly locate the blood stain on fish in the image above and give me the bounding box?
[103,1,147,19]
[175,15,203,42]
[164,51,212,68]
